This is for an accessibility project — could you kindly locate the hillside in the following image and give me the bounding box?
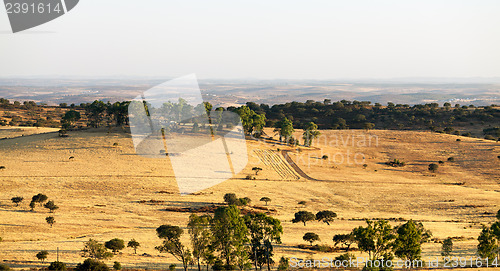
[0,127,499,270]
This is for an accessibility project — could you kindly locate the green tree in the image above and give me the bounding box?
[44,200,59,213]
[48,261,67,271]
[497,209,500,220]
[244,213,283,271]
[62,110,81,129]
[187,214,213,271]
[155,225,191,271]
[333,233,355,252]
[274,118,294,142]
[477,226,499,259]
[11,197,23,207]
[316,211,337,225]
[211,206,250,270]
[81,239,113,260]
[127,239,140,254]
[260,197,271,206]
[76,259,109,271]
[223,193,238,205]
[113,262,121,271]
[393,220,423,263]
[85,101,108,128]
[302,122,320,147]
[105,239,125,254]
[36,250,49,263]
[277,257,289,271]
[46,216,56,228]
[352,220,396,264]
[292,211,315,226]
[303,233,320,245]
[441,238,453,257]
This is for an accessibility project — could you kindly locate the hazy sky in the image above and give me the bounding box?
[1,0,500,79]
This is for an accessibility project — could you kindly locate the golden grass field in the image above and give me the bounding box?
[0,127,499,270]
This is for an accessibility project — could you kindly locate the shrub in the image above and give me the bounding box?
[76,259,109,271]
[113,262,121,271]
[298,200,306,206]
[485,135,496,140]
[438,161,444,164]
[322,155,328,160]
[48,261,67,271]
[0,166,5,170]
[238,197,251,206]
[223,193,238,205]
[335,253,356,262]
[428,163,439,173]
[456,138,461,141]
[113,143,119,147]
[0,264,10,271]
[363,164,368,169]
[385,159,405,167]
[447,157,455,162]
[277,257,289,271]
[245,175,255,180]
[169,264,176,271]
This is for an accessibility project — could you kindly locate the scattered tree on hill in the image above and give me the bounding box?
[428,163,439,173]
[32,193,48,206]
[477,226,499,260]
[62,110,81,129]
[302,122,320,147]
[274,117,294,142]
[316,211,337,225]
[44,200,59,213]
[223,193,238,205]
[127,239,140,254]
[244,213,283,271]
[496,209,500,220]
[260,197,271,206]
[48,261,67,271]
[441,238,453,257]
[11,197,23,207]
[292,211,315,226]
[303,233,320,246]
[352,220,396,265]
[81,239,113,260]
[393,220,424,263]
[211,206,250,270]
[76,259,109,271]
[29,201,36,211]
[46,216,56,228]
[333,233,355,252]
[156,225,191,271]
[187,214,212,271]
[252,167,262,176]
[105,239,125,254]
[36,250,49,263]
